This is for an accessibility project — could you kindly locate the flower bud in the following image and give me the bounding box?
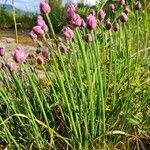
[67,3,76,11]
[29,30,37,40]
[0,47,5,57]
[119,0,126,5]
[105,19,112,30]
[42,48,49,59]
[119,12,128,23]
[98,9,106,21]
[59,43,68,53]
[32,26,45,36]
[84,34,92,43]
[37,57,44,65]
[109,4,115,12]
[113,23,120,32]
[40,0,51,14]
[86,14,97,30]
[12,47,26,63]
[62,26,74,40]
[66,8,76,22]
[37,15,45,27]
[6,62,17,72]
[134,1,142,10]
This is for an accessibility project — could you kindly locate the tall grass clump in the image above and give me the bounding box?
[0,0,149,149]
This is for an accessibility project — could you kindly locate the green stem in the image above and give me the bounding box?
[46,14,55,38]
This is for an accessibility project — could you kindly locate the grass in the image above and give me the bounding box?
[0,1,150,150]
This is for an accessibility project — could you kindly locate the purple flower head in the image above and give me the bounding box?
[62,26,74,40]
[42,23,49,33]
[134,1,142,10]
[6,62,17,72]
[86,14,97,30]
[0,47,5,57]
[32,25,45,36]
[42,48,50,59]
[113,23,120,32]
[37,15,45,27]
[98,9,106,21]
[37,16,49,33]
[12,47,26,63]
[109,4,115,12]
[29,30,37,40]
[81,19,86,28]
[66,8,76,21]
[67,3,76,11]
[119,0,126,5]
[89,9,96,16]
[37,57,44,65]
[70,14,82,27]
[119,12,128,23]
[40,0,51,14]
[105,19,112,30]
[59,43,68,53]
[84,34,92,43]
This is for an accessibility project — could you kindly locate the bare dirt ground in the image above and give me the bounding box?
[0,29,36,63]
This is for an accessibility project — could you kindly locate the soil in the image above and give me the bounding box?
[0,29,36,63]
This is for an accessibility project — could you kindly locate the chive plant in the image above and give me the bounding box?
[0,0,149,149]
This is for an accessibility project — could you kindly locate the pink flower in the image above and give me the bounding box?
[29,30,37,39]
[62,26,74,40]
[37,15,45,27]
[119,0,126,5]
[6,62,17,72]
[98,9,106,21]
[37,57,44,65]
[67,3,76,11]
[59,43,68,53]
[0,47,5,57]
[12,47,26,63]
[66,7,76,21]
[86,14,97,30]
[119,12,128,23]
[113,23,120,32]
[40,0,51,14]
[105,19,112,30]
[134,1,142,10]
[37,16,49,33]
[84,34,92,43]
[32,25,45,36]
[42,48,49,59]
[109,4,115,12]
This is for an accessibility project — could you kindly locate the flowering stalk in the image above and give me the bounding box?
[134,10,140,74]
[46,14,56,38]
[12,0,18,43]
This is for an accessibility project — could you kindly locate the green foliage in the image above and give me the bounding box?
[48,0,66,33]
[0,6,37,29]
